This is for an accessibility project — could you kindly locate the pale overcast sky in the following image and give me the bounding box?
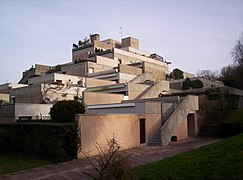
[0,0,242,84]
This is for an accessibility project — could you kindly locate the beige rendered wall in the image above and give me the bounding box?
[85,78,115,88]
[83,92,124,105]
[77,114,139,157]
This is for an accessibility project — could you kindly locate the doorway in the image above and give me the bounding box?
[187,113,196,137]
[139,118,146,144]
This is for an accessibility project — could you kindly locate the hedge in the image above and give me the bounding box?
[0,123,79,162]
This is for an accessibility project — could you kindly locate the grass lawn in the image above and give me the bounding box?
[135,133,243,179]
[0,152,51,175]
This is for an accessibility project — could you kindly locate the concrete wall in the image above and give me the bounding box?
[88,61,113,74]
[86,102,145,114]
[143,62,167,80]
[128,83,150,99]
[28,73,85,85]
[122,37,139,49]
[169,80,183,90]
[183,72,195,79]
[0,93,9,103]
[121,47,150,57]
[118,64,142,76]
[15,103,53,120]
[161,95,199,146]
[85,78,115,88]
[77,114,139,157]
[129,72,154,84]
[170,78,224,90]
[0,83,28,94]
[139,80,169,99]
[199,78,224,88]
[96,56,118,67]
[94,40,113,50]
[0,103,52,123]
[83,92,124,105]
[72,46,94,61]
[119,73,136,83]
[61,62,87,76]
[114,48,168,67]
[19,64,50,84]
[10,84,43,103]
[9,83,85,104]
[41,84,85,103]
[0,104,14,116]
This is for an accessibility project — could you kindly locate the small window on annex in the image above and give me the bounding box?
[89,67,94,73]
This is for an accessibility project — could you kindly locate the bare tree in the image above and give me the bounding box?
[220,32,243,90]
[232,32,243,66]
[196,70,219,80]
[82,136,133,180]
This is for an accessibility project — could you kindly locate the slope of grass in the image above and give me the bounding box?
[0,152,51,175]
[223,109,243,123]
[135,133,243,179]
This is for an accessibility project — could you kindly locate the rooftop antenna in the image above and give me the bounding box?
[117,27,123,40]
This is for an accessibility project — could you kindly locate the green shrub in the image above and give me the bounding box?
[50,100,85,123]
[172,68,184,79]
[0,123,79,162]
[183,78,203,90]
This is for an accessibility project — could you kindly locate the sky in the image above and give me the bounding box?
[0,0,243,84]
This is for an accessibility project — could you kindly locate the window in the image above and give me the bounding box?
[89,67,94,73]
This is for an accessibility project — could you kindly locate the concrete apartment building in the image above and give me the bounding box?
[1,33,242,156]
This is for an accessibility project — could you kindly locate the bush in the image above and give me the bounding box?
[183,78,203,90]
[0,123,79,162]
[50,100,85,123]
[172,68,184,79]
